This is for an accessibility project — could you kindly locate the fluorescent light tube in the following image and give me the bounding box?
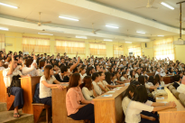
[59,16,79,21]
[38,32,53,36]
[105,25,119,29]
[137,31,146,34]
[0,2,18,9]
[76,36,87,39]
[157,35,164,37]
[0,27,9,31]
[161,2,174,10]
[125,41,132,43]
[104,39,113,42]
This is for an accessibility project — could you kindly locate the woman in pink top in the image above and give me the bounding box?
[66,73,94,123]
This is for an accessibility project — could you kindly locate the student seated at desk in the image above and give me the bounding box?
[97,72,110,92]
[120,72,130,83]
[54,65,70,82]
[39,65,64,115]
[66,73,94,123]
[154,74,165,86]
[122,84,176,123]
[79,67,87,81]
[92,72,102,95]
[3,56,28,118]
[82,76,97,101]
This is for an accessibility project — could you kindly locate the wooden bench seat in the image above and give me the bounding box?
[20,76,50,123]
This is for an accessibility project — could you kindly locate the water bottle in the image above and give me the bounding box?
[159,85,162,90]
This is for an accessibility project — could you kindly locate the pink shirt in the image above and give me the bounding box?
[66,87,85,116]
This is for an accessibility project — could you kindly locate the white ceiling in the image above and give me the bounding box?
[0,0,184,42]
[94,0,185,28]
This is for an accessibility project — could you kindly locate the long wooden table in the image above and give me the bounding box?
[156,87,185,123]
[93,86,128,123]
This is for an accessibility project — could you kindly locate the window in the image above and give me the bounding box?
[154,37,174,60]
[0,34,5,50]
[22,36,50,53]
[128,44,141,57]
[55,40,85,54]
[89,43,106,56]
[114,45,124,57]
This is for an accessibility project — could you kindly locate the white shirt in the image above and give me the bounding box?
[122,96,154,123]
[28,68,39,76]
[92,81,102,95]
[22,60,36,75]
[3,68,22,87]
[39,75,56,98]
[97,80,108,88]
[142,74,149,78]
[82,87,94,101]
[80,73,87,81]
[177,84,185,94]
[121,76,126,81]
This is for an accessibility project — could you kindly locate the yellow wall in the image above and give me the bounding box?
[0,31,127,58]
[1,30,185,62]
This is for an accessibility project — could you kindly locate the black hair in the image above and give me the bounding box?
[174,74,181,82]
[86,67,92,76]
[138,75,145,85]
[123,83,137,100]
[154,74,160,85]
[60,65,68,73]
[92,72,99,81]
[133,85,148,103]
[105,72,112,84]
[148,76,154,85]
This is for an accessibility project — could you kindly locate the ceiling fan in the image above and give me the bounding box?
[136,0,158,9]
[26,12,51,26]
[92,23,101,34]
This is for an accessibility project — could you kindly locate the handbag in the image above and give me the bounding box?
[7,75,21,97]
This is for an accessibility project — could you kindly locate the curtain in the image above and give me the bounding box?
[128,44,141,56]
[89,43,106,56]
[154,37,174,60]
[114,45,124,57]
[55,40,85,54]
[22,36,50,53]
[0,34,5,50]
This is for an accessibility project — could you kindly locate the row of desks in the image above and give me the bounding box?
[52,86,185,123]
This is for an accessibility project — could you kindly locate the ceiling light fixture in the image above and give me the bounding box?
[76,36,87,39]
[157,35,164,37]
[136,31,146,34]
[104,39,113,42]
[59,16,79,21]
[161,2,174,10]
[0,27,9,31]
[38,32,53,36]
[125,41,132,43]
[105,25,119,29]
[0,2,18,9]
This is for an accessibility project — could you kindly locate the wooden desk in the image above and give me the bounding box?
[163,76,174,84]
[156,87,185,123]
[93,86,128,123]
[147,73,155,77]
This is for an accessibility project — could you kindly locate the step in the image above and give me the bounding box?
[0,102,7,112]
[2,113,34,123]
[0,110,25,122]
